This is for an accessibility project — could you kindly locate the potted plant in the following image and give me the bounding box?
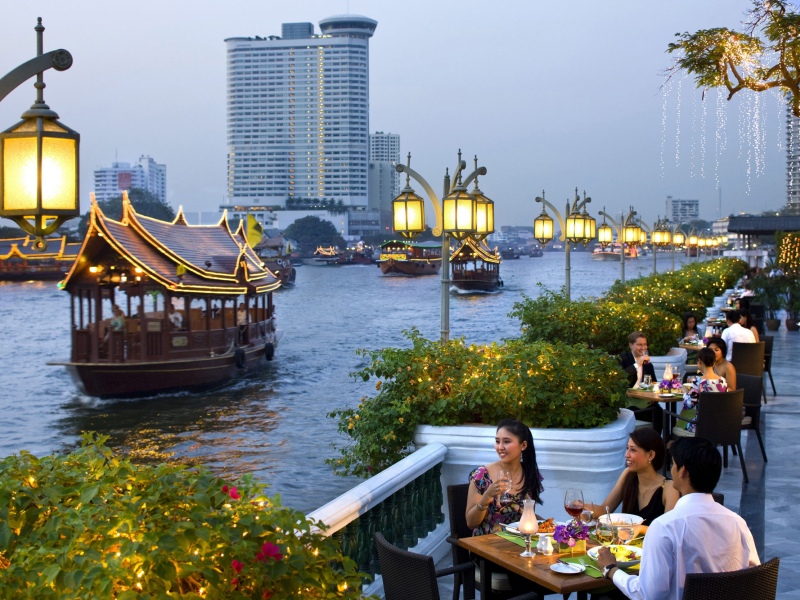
[782,277,800,331]
[751,272,784,331]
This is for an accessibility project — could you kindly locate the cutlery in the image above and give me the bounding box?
[578,558,602,574]
[556,559,583,572]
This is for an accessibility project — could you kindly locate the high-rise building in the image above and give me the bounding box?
[787,103,800,206]
[368,161,395,233]
[93,155,166,203]
[225,15,377,207]
[667,196,699,224]
[369,131,400,199]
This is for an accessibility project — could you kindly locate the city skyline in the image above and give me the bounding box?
[0,0,784,230]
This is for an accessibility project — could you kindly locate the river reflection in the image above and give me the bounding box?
[0,251,688,512]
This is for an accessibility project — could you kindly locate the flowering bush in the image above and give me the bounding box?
[553,521,589,547]
[0,433,370,599]
[327,329,629,478]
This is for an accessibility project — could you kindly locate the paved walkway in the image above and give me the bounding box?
[436,325,800,599]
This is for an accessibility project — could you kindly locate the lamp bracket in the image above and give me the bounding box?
[535,196,566,242]
[8,215,69,252]
[597,210,620,235]
[0,49,73,107]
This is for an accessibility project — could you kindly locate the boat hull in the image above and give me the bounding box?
[53,344,272,399]
[452,279,502,292]
[378,259,440,276]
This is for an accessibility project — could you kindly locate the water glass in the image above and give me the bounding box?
[498,471,512,503]
[616,517,635,545]
[643,375,652,387]
[596,522,614,546]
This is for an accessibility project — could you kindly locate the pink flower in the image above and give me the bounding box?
[232,559,243,574]
[261,542,283,561]
[229,487,241,500]
[231,578,239,586]
[263,591,272,599]
[567,538,576,547]
[256,551,266,562]
[367,466,372,471]
[222,485,229,493]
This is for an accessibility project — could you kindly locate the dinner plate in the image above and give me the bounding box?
[587,545,642,562]
[597,513,645,526]
[658,393,679,398]
[550,562,585,575]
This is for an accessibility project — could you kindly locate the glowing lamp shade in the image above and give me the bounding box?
[565,211,586,243]
[597,222,613,246]
[534,210,554,245]
[698,237,706,248]
[0,116,79,219]
[472,189,495,241]
[623,224,640,245]
[688,234,698,247]
[518,498,538,557]
[442,185,477,240]
[639,229,648,245]
[653,228,671,246]
[581,212,596,244]
[392,186,426,239]
[673,231,685,246]
[722,235,729,244]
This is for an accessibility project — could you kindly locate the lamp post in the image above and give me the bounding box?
[641,216,673,275]
[670,224,686,272]
[393,150,490,343]
[687,229,699,262]
[533,188,594,300]
[0,18,78,250]
[597,207,637,285]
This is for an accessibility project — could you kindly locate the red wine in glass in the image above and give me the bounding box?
[564,488,584,519]
[565,503,584,518]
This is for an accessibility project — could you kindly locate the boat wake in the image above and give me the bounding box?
[450,286,503,296]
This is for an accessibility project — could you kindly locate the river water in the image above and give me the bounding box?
[0,250,689,513]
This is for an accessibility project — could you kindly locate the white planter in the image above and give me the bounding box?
[713,297,726,308]
[413,410,635,522]
[649,347,687,381]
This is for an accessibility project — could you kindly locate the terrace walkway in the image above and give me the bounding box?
[435,325,800,599]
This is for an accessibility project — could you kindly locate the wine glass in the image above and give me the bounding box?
[616,517,635,546]
[564,489,584,523]
[498,471,512,503]
[643,375,652,387]
[595,522,614,546]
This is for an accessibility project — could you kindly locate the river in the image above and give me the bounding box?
[0,250,690,513]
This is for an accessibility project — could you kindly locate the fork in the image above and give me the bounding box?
[578,558,602,574]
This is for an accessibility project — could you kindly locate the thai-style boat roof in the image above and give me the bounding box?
[315,246,339,256]
[451,238,501,264]
[61,193,280,295]
[379,240,442,249]
[0,235,81,261]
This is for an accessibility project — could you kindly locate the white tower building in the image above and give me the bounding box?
[224,15,377,207]
[93,155,166,203]
[369,131,400,199]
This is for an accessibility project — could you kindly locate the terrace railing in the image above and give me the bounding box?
[307,442,448,597]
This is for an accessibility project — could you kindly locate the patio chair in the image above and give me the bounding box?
[666,389,747,483]
[762,335,775,396]
[730,342,766,404]
[446,484,478,600]
[737,374,768,463]
[681,557,780,600]
[374,533,538,600]
[711,492,724,505]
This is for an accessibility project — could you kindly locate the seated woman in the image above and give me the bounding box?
[102,305,126,353]
[680,311,700,342]
[706,337,736,390]
[466,418,543,535]
[739,309,760,342]
[675,347,728,436]
[585,429,678,528]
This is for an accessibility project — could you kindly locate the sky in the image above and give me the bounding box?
[0,0,787,228]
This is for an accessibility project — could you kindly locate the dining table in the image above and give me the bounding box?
[679,343,704,350]
[459,533,621,600]
[627,387,685,471]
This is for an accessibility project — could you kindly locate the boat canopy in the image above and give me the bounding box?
[451,238,501,264]
[379,240,442,249]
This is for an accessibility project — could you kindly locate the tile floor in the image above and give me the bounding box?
[435,326,800,599]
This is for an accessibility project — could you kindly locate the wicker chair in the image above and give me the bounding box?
[762,335,775,396]
[374,533,538,600]
[711,492,724,505]
[446,484,478,600]
[681,557,780,600]
[666,389,747,482]
[737,374,768,462]
[730,342,766,404]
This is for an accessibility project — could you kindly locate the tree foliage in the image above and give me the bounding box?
[0,433,370,599]
[282,215,346,251]
[665,0,800,116]
[77,188,175,238]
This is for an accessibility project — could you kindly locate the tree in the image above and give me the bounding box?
[282,215,346,251]
[76,188,175,238]
[0,224,26,238]
[686,219,713,233]
[665,1,800,116]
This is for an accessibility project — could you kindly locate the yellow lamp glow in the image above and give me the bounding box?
[581,210,596,244]
[722,235,729,244]
[518,498,538,557]
[534,209,554,245]
[392,185,426,239]
[565,210,586,243]
[442,183,477,240]
[698,237,706,248]
[639,229,648,245]
[597,222,613,246]
[472,185,495,241]
[688,234,698,246]
[623,224,640,245]
[673,231,685,246]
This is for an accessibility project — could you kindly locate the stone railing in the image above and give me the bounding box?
[307,442,450,597]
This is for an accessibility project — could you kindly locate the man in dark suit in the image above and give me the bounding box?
[617,331,661,433]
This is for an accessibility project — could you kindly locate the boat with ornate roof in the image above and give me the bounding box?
[0,235,81,280]
[47,192,282,398]
[377,240,442,276]
[451,238,503,292]
[591,243,639,261]
[254,234,295,286]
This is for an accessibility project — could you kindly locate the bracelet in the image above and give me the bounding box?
[476,501,487,511]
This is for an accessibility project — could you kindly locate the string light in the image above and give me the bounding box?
[660,79,671,178]
[675,79,682,167]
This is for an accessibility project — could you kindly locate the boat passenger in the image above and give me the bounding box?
[168,303,183,330]
[739,309,760,342]
[237,302,248,342]
[705,337,736,391]
[674,348,728,436]
[102,305,126,352]
[584,428,679,529]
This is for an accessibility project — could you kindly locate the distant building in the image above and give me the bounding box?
[218,203,280,231]
[369,132,400,199]
[667,196,699,224]
[713,217,741,247]
[368,161,395,233]
[225,15,377,207]
[93,156,166,203]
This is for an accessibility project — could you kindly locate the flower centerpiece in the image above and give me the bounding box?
[701,336,709,346]
[553,521,589,553]
[659,378,682,394]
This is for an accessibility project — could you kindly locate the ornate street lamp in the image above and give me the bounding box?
[623,218,641,246]
[442,175,478,241]
[534,202,554,245]
[598,207,636,285]
[0,18,78,251]
[392,160,426,239]
[470,157,494,241]
[672,230,685,246]
[597,216,613,247]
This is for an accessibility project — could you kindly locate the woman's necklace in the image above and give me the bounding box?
[638,476,663,505]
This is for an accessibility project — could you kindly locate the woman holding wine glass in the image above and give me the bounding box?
[584,428,679,530]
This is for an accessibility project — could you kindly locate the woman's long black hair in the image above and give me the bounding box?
[621,428,665,513]
[496,418,543,504]
[681,312,698,337]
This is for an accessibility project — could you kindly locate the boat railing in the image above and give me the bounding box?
[306,442,449,597]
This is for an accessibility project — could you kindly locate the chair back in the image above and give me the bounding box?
[731,342,765,377]
[737,374,762,430]
[681,557,779,600]
[447,484,473,540]
[749,302,765,320]
[753,317,765,336]
[694,389,744,446]
[711,492,724,505]
[375,532,440,600]
[762,335,773,370]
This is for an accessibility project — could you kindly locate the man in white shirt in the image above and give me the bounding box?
[597,437,759,600]
[719,310,756,360]
[168,303,183,330]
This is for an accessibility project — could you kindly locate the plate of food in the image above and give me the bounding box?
[501,518,556,536]
[597,513,645,526]
[587,545,642,564]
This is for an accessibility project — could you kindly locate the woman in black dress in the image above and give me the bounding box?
[584,428,679,527]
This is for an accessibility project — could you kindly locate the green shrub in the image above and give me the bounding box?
[602,282,708,321]
[509,286,681,356]
[327,330,629,478]
[0,434,369,599]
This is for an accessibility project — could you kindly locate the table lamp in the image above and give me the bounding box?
[518,499,539,557]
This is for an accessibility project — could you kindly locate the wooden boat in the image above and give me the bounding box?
[47,195,282,398]
[254,234,295,286]
[451,238,503,291]
[0,235,81,281]
[377,240,441,275]
[500,247,520,260]
[307,246,341,266]
[528,247,543,257]
[591,243,639,261]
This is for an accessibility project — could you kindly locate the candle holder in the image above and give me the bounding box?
[517,499,538,558]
